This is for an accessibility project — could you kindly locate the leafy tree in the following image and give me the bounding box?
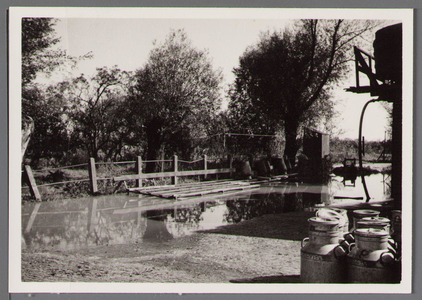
[23,84,70,166]
[22,18,91,86]
[56,66,136,161]
[131,30,223,171]
[22,18,60,161]
[22,18,60,86]
[229,19,379,161]
[22,18,91,164]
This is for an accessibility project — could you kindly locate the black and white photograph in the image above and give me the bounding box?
[8,7,413,294]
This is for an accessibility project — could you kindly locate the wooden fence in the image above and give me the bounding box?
[22,155,234,201]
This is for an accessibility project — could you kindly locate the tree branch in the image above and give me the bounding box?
[303,20,343,111]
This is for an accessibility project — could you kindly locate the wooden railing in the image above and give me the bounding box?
[22,155,234,201]
[113,154,234,189]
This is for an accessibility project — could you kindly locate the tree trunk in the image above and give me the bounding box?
[145,119,164,173]
[284,119,300,165]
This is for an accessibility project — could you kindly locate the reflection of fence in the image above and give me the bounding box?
[22,155,233,201]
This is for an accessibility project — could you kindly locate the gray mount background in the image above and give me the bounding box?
[2,1,421,299]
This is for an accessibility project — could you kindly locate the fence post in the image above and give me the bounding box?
[136,156,143,188]
[172,155,178,185]
[24,165,41,201]
[88,157,98,194]
[228,154,233,178]
[203,154,208,180]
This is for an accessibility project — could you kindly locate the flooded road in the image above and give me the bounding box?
[22,169,391,252]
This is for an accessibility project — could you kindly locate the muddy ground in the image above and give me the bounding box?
[22,211,314,283]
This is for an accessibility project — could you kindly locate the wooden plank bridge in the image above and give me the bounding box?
[126,179,261,199]
[112,155,299,200]
[112,154,262,199]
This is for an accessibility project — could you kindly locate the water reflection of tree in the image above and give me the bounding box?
[22,197,149,251]
[224,192,324,223]
[225,193,285,223]
[165,204,205,238]
[173,206,203,223]
[97,207,148,245]
[22,190,328,250]
[22,210,92,251]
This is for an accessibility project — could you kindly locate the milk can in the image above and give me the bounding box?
[351,209,380,232]
[316,208,349,239]
[300,217,347,283]
[347,228,399,283]
[357,216,391,234]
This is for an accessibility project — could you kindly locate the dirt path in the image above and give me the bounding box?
[22,211,314,283]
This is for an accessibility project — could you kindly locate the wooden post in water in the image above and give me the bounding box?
[88,157,98,194]
[24,165,41,201]
[136,156,143,188]
[203,154,208,180]
[172,155,178,185]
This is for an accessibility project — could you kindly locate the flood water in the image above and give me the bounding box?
[22,167,392,252]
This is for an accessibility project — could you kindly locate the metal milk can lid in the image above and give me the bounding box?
[361,216,390,224]
[353,209,380,218]
[354,228,389,237]
[308,216,339,225]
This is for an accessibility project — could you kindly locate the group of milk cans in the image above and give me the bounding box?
[300,207,402,283]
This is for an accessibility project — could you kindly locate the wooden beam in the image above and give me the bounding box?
[88,157,98,194]
[203,155,208,180]
[135,181,248,196]
[172,155,178,185]
[171,184,260,199]
[136,156,143,188]
[24,165,41,201]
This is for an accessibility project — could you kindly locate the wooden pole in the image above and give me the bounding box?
[172,155,178,185]
[88,157,98,194]
[24,165,41,201]
[203,154,208,180]
[136,156,143,188]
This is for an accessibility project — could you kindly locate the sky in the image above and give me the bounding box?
[49,17,392,141]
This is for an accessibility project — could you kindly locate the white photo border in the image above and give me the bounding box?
[9,6,414,294]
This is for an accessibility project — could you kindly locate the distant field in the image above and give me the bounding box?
[329,137,391,163]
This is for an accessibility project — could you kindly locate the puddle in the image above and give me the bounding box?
[22,167,391,251]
